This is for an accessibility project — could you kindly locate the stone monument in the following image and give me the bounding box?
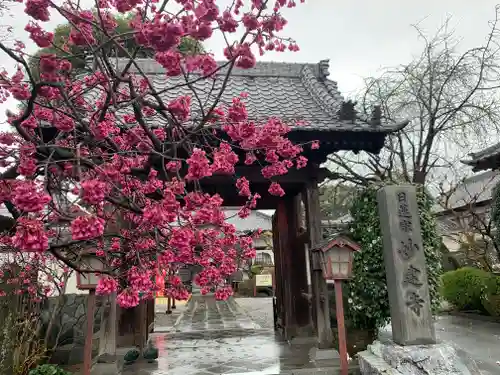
[357,185,481,375]
[377,185,435,345]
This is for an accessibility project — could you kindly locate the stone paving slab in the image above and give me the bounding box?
[173,295,263,333]
[235,297,274,330]
[118,295,349,375]
[120,296,500,375]
[122,332,346,375]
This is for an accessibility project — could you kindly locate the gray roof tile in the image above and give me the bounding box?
[90,58,407,134]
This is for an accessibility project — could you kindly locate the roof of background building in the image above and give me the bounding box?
[462,142,500,171]
[437,170,500,212]
[224,208,272,232]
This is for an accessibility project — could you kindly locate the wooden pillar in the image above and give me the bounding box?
[275,198,295,338]
[290,194,311,330]
[304,180,334,349]
[272,213,284,331]
[138,300,147,352]
[98,292,117,361]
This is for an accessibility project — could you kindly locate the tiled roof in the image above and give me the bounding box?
[92,58,407,134]
[321,214,352,227]
[320,207,456,235]
[223,208,272,231]
[437,170,500,211]
[461,142,500,171]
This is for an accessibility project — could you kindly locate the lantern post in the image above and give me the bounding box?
[76,251,105,375]
[313,237,360,375]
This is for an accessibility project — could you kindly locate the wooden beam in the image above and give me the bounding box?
[201,165,330,185]
[197,181,303,209]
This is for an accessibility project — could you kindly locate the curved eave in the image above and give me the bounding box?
[288,119,409,134]
[386,119,410,133]
[460,159,476,166]
[460,154,500,172]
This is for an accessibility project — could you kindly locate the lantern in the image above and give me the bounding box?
[314,235,360,280]
[312,234,360,375]
[76,250,106,290]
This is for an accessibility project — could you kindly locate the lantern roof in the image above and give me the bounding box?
[316,232,361,253]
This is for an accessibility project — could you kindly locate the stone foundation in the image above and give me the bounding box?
[357,340,481,375]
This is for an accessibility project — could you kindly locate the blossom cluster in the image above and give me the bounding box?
[0,0,316,308]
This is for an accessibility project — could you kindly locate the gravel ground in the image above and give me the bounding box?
[234,297,274,329]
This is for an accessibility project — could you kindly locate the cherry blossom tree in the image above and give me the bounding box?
[0,0,309,308]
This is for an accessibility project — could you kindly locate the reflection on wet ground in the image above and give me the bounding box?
[122,295,350,375]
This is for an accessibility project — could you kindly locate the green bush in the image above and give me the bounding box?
[29,364,72,375]
[441,267,489,311]
[482,275,500,317]
[347,184,442,331]
[250,264,263,276]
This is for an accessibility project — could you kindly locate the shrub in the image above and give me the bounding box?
[28,364,72,375]
[347,184,442,330]
[482,275,500,317]
[441,267,489,311]
[250,264,263,277]
[0,307,47,375]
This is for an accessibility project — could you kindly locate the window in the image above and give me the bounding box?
[254,252,273,265]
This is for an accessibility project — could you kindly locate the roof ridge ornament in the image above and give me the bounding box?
[318,59,330,82]
[370,105,382,126]
[337,100,357,123]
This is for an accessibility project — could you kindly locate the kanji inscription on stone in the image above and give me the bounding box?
[399,218,412,233]
[397,192,411,217]
[403,264,423,288]
[405,290,425,316]
[377,185,436,346]
[397,238,420,261]
[397,191,413,232]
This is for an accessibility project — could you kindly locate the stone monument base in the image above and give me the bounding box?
[357,340,481,375]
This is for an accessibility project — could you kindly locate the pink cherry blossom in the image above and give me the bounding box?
[0,0,306,307]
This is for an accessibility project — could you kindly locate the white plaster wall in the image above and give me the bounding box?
[43,260,88,296]
[64,272,88,295]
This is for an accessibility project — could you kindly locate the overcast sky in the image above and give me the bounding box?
[1,0,499,130]
[0,0,498,214]
[2,1,500,91]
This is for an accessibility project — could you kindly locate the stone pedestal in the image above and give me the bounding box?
[358,340,481,375]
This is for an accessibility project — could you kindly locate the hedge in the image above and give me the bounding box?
[482,274,500,317]
[347,184,442,331]
[441,267,489,311]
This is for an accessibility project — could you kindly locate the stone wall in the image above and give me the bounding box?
[41,293,110,366]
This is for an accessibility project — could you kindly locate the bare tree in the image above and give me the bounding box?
[329,9,500,188]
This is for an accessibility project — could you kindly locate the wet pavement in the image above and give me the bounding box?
[121,295,349,375]
[117,297,500,375]
[434,315,500,375]
[236,297,274,330]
